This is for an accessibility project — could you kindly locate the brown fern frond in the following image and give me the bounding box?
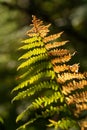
[51,54,72,65]
[43,32,63,43]
[76,103,87,114]
[53,64,79,73]
[66,91,87,105]
[79,118,87,130]
[48,49,70,57]
[27,15,51,37]
[53,64,70,73]
[67,93,87,116]
[71,102,87,118]
[57,73,85,84]
[62,80,87,95]
[45,41,69,50]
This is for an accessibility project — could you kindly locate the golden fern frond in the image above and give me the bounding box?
[62,80,87,95]
[51,54,72,65]
[53,64,70,73]
[66,91,87,105]
[76,103,87,115]
[43,32,63,43]
[48,49,70,56]
[57,73,85,84]
[53,64,79,73]
[45,40,68,50]
[27,15,51,38]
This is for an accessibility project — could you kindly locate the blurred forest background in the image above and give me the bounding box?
[0,0,87,130]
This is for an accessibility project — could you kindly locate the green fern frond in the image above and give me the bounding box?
[12,70,55,92]
[16,104,35,123]
[19,48,46,60]
[21,36,42,44]
[19,41,43,50]
[17,53,48,70]
[16,91,64,124]
[32,91,64,108]
[16,116,42,130]
[42,105,67,118]
[12,81,59,102]
[48,118,77,130]
[19,61,52,79]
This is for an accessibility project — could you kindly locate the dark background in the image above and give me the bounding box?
[0,0,87,130]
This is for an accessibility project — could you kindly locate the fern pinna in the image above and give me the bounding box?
[12,16,87,130]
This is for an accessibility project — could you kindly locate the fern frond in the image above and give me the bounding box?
[19,48,46,60]
[12,81,59,102]
[12,79,30,92]
[76,103,87,115]
[16,91,64,124]
[43,32,63,43]
[51,54,72,65]
[48,49,70,57]
[42,104,68,118]
[19,61,52,79]
[48,118,77,130]
[21,36,41,44]
[54,63,79,73]
[19,41,44,50]
[32,91,64,108]
[16,118,38,130]
[27,15,51,38]
[17,53,48,70]
[57,73,85,84]
[12,15,87,130]
[62,80,87,95]
[45,41,68,50]
[66,91,87,105]
[12,70,55,93]
[16,104,33,123]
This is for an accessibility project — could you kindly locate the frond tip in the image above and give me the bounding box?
[27,15,51,38]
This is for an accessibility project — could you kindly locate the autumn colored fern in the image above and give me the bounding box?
[12,16,87,130]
